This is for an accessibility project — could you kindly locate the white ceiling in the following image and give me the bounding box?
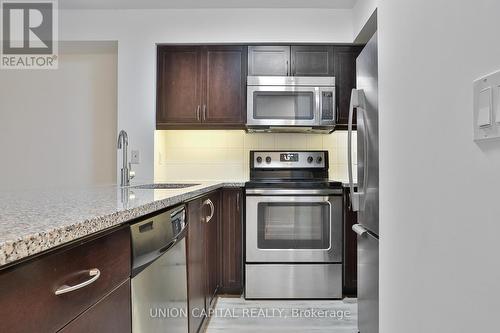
[60,0,358,10]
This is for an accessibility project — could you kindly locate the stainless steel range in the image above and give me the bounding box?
[245,151,343,299]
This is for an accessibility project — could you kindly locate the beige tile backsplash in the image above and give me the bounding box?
[154,130,357,183]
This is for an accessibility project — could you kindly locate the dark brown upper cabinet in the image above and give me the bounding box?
[157,46,202,125]
[334,46,363,130]
[248,45,334,77]
[203,46,247,125]
[157,44,361,130]
[291,45,334,76]
[248,45,290,76]
[157,45,247,129]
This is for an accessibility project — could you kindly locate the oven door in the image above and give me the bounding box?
[247,85,320,126]
[246,193,342,263]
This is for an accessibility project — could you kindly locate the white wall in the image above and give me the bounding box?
[58,8,354,184]
[0,42,117,190]
[378,0,500,332]
[352,0,377,39]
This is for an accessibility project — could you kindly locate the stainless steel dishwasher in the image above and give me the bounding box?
[131,205,188,333]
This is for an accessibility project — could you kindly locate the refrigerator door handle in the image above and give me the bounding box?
[352,224,368,236]
[348,88,361,211]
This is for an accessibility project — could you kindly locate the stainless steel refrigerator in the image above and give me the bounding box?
[348,32,379,333]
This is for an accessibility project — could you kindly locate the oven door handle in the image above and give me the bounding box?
[245,188,343,196]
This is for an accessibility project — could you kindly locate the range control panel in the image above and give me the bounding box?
[252,151,327,169]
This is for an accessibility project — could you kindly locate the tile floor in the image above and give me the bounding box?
[205,297,358,333]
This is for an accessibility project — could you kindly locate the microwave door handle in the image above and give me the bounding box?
[348,88,361,211]
[316,88,321,124]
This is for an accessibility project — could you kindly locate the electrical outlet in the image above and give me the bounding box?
[131,150,140,164]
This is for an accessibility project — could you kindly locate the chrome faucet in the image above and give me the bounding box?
[117,130,135,186]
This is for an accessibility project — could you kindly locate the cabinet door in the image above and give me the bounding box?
[248,45,290,76]
[187,198,206,333]
[220,189,243,294]
[0,227,130,333]
[334,46,362,129]
[203,191,220,307]
[58,280,131,333]
[291,45,334,76]
[343,187,358,296]
[203,46,247,125]
[157,46,202,127]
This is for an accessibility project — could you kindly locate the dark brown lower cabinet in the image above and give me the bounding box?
[59,279,131,333]
[0,227,130,333]
[204,191,221,307]
[343,187,358,296]
[187,189,241,333]
[219,189,243,294]
[187,197,207,333]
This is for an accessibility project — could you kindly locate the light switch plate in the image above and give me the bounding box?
[477,87,492,128]
[474,70,500,141]
[131,150,140,164]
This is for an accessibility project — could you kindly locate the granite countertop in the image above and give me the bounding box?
[0,181,245,267]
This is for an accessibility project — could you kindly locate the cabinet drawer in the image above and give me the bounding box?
[245,264,342,299]
[0,227,130,333]
[59,279,131,333]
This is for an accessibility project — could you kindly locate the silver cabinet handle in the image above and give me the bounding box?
[286,60,289,76]
[352,224,368,236]
[202,104,207,121]
[55,268,101,295]
[203,198,214,223]
[196,105,201,121]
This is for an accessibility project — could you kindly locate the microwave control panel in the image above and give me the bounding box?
[321,90,335,121]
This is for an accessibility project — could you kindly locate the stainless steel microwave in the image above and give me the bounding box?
[246,76,336,133]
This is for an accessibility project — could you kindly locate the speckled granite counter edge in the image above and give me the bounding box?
[0,182,245,268]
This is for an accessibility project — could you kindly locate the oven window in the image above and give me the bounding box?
[257,202,330,249]
[253,91,314,120]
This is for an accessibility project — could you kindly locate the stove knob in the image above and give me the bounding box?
[307,156,314,163]
[265,156,272,164]
[316,156,323,164]
[256,156,262,164]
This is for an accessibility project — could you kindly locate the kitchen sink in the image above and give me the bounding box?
[131,183,200,189]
